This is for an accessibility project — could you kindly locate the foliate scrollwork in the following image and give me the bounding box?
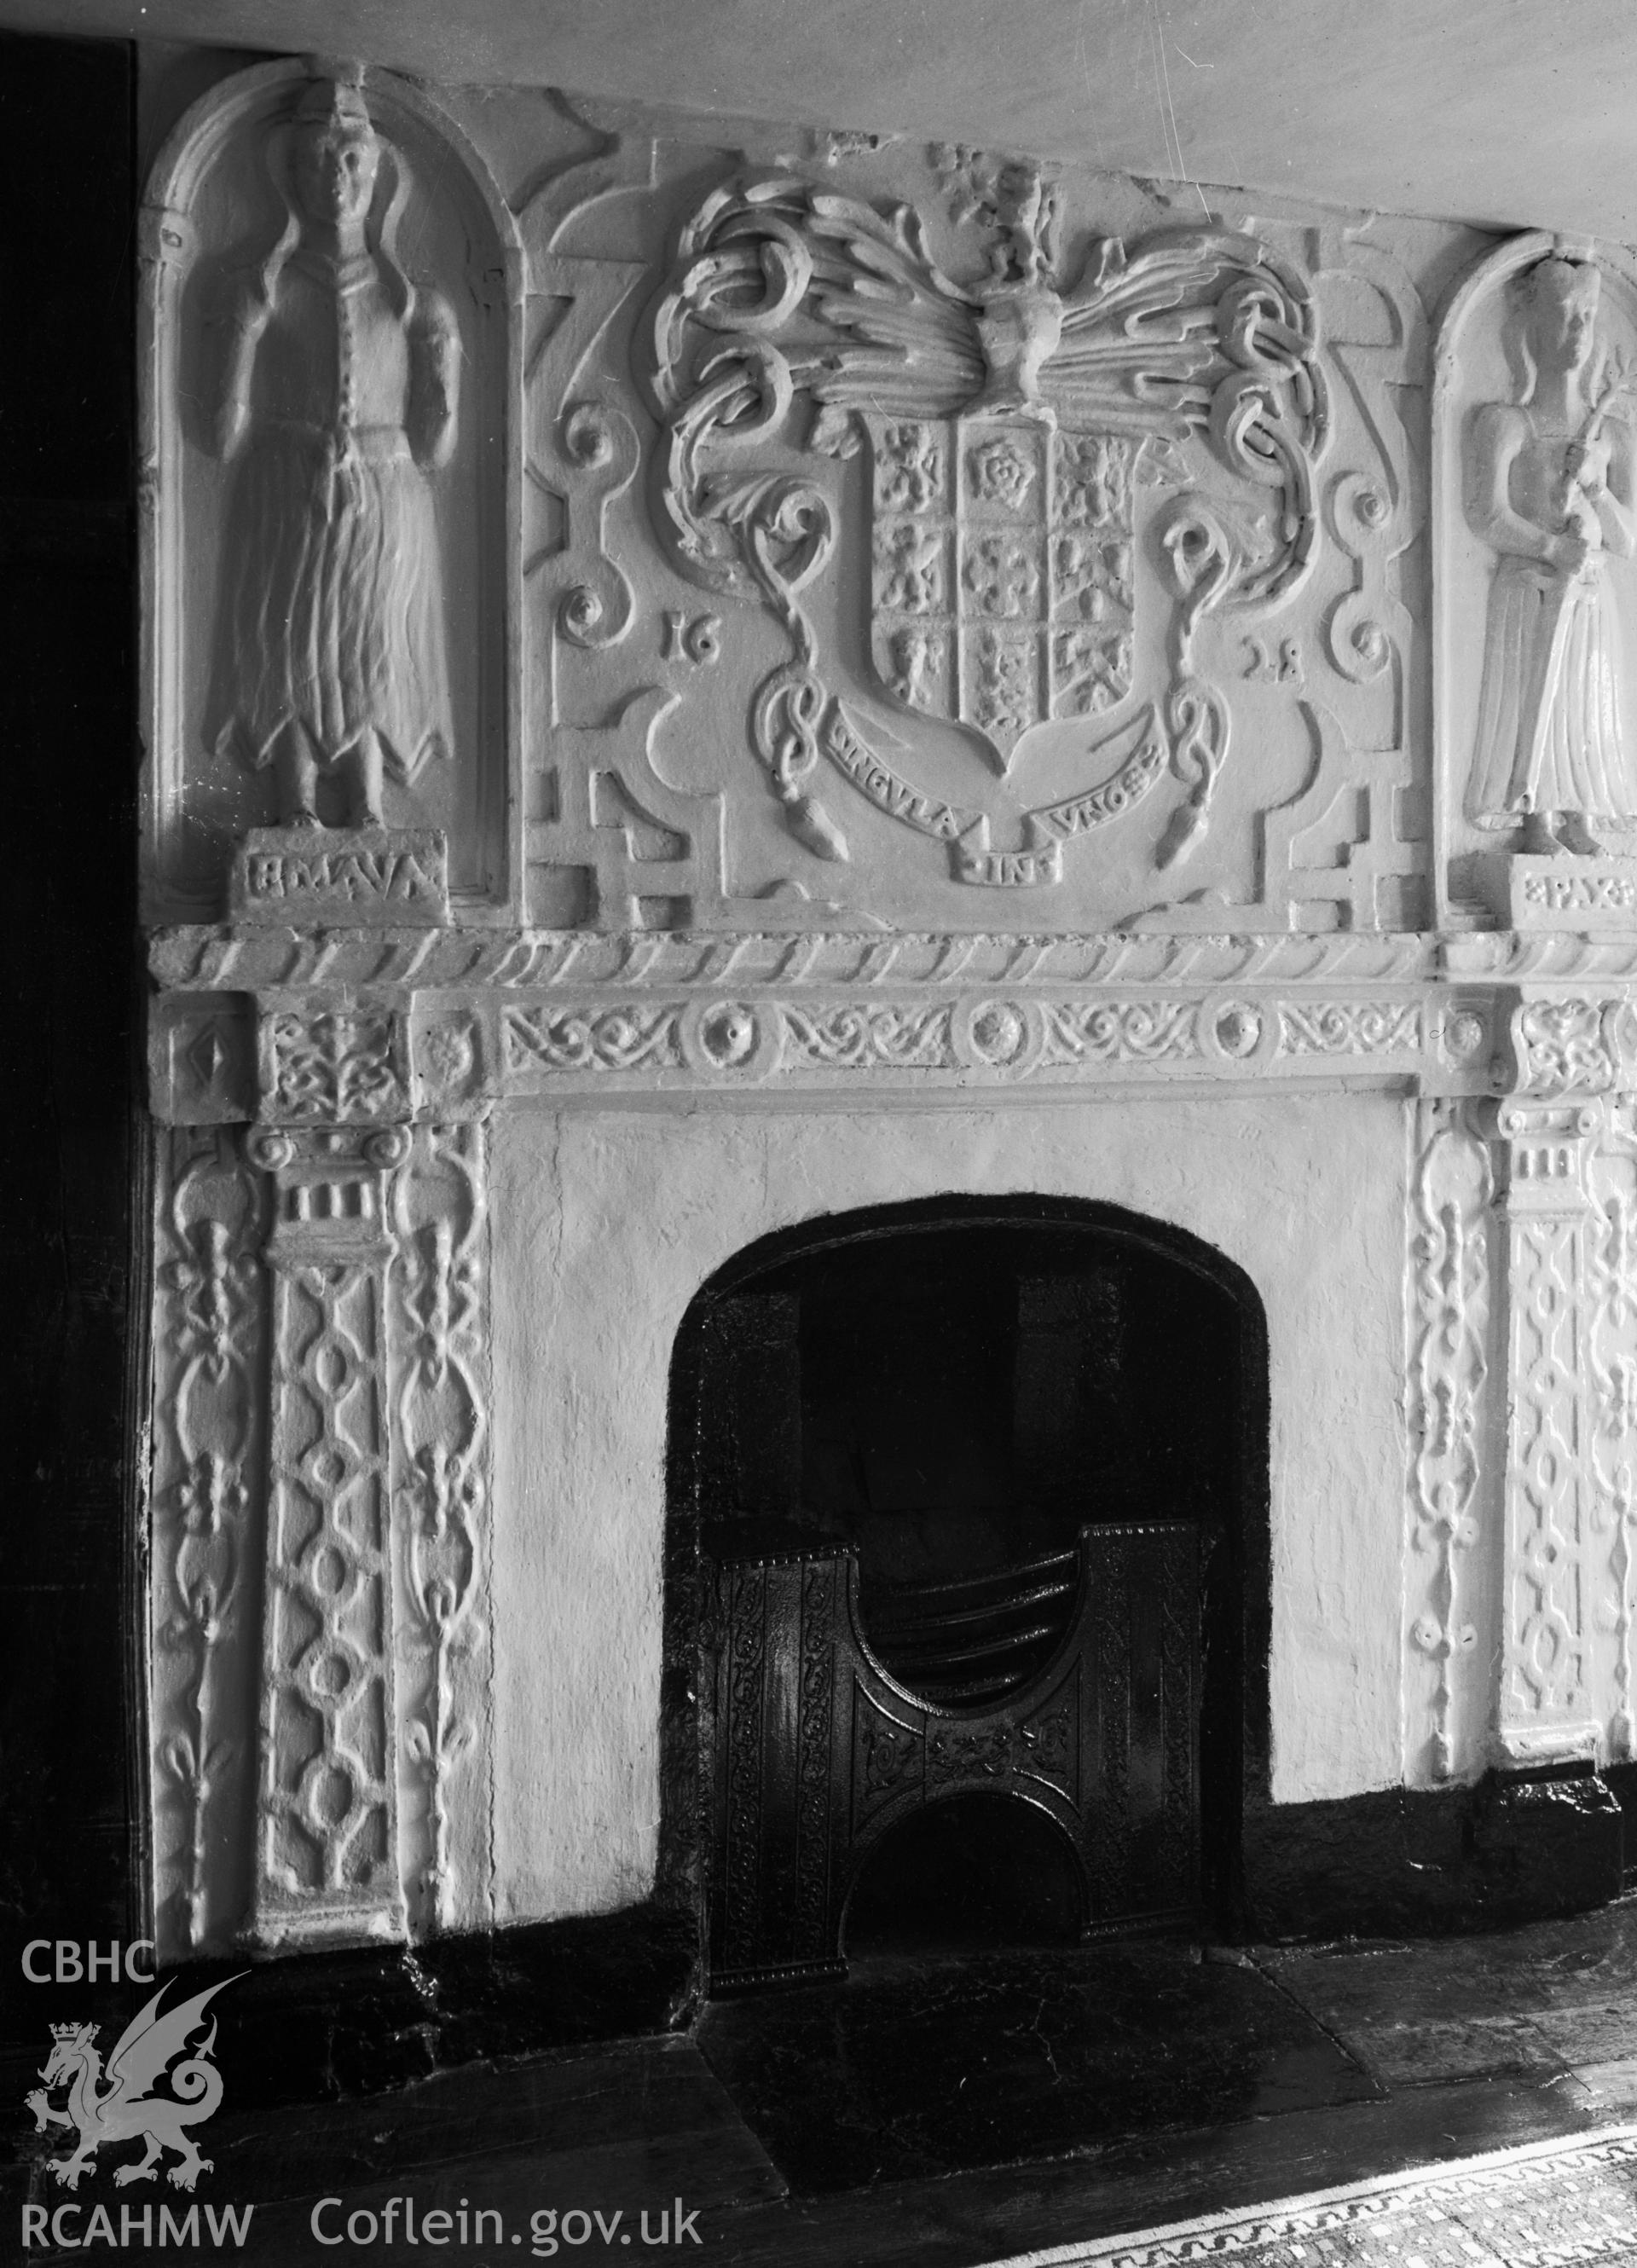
[1506,995,1637,1097]
[392,1123,494,1933]
[502,1001,684,1075]
[151,1131,269,1955]
[1403,1102,1491,1781]
[781,1003,952,1070]
[1280,1001,1421,1057]
[1040,1000,1198,1067]
[1504,1182,1591,1732]
[1588,1110,1637,1757]
[646,166,1328,882]
[489,982,1455,1091]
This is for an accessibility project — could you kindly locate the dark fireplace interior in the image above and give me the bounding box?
[662,1198,1263,1987]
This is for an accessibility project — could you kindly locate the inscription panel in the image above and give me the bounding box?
[233,829,450,929]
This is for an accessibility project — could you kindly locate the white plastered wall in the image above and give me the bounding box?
[488,1091,1408,1924]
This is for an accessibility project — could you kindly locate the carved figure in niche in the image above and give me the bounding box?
[1466,258,1637,853]
[206,71,457,829]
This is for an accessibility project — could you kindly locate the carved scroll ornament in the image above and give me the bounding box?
[646,166,1328,886]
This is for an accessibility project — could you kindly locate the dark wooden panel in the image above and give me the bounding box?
[0,30,138,2109]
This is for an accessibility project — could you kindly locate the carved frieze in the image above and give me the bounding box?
[152,924,1482,1114]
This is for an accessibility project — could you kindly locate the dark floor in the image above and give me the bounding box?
[14,1906,1637,2264]
[695,1944,1380,2194]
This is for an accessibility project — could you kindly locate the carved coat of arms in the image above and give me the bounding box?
[868,414,1137,769]
[647,159,1328,886]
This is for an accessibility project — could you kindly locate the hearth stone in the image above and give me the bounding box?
[694,1944,1383,2194]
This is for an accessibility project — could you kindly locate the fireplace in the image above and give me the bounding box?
[662,1201,1266,1987]
[136,55,1637,2006]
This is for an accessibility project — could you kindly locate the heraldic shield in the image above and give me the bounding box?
[867,414,1137,773]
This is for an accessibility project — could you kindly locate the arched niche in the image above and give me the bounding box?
[660,1193,1270,1987]
[140,59,521,919]
[1432,230,1637,923]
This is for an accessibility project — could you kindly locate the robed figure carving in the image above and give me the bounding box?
[207,72,458,829]
[1466,257,1637,853]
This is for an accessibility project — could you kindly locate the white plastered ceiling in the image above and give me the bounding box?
[17,0,1637,246]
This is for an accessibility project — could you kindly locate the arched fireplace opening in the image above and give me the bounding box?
[661,1196,1269,1992]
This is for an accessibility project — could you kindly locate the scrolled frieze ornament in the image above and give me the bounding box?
[646,163,1328,883]
[206,67,458,830]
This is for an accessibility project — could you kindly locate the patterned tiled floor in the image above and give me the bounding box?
[991,2129,1637,2268]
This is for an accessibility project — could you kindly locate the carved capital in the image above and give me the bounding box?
[1483,1094,1605,1217]
[257,1005,413,1126]
[247,1124,411,1259]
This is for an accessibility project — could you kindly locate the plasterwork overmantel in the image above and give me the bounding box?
[136,48,1637,1953]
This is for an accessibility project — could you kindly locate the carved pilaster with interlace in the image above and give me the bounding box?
[150,1129,269,1958]
[391,1124,494,1935]
[1403,1101,1492,1783]
[1491,1095,1605,1765]
[247,1125,411,1948]
[1588,1105,1637,1758]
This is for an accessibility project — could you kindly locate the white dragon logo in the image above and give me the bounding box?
[26,1976,240,2192]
